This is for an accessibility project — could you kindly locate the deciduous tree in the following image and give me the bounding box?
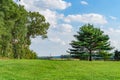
[0,0,49,59]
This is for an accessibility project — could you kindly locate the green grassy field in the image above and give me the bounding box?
[0,60,120,80]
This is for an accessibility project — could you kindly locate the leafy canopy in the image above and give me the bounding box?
[0,0,50,59]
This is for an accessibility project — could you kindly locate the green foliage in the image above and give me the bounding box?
[27,12,49,38]
[114,50,120,61]
[0,0,49,59]
[0,60,120,80]
[24,48,37,59]
[71,52,89,60]
[68,24,113,61]
[99,50,112,61]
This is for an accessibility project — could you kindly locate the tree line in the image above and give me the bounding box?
[0,0,49,59]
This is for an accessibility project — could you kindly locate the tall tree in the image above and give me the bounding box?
[0,0,15,57]
[68,24,113,61]
[0,0,49,59]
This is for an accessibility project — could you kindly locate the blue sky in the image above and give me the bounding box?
[16,0,120,56]
[62,0,120,16]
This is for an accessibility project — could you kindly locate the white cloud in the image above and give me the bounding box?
[80,1,88,5]
[49,37,66,45]
[55,24,73,33]
[109,16,117,20]
[64,13,107,25]
[36,0,71,10]
[104,28,120,34]
[61,24,73,33]
[19,0,71,29]
[19,0,71,10]
[111,40,120,49]
[41,9,58,28]
[103,28,120,50]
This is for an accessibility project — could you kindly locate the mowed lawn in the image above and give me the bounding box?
[0,60,120,80]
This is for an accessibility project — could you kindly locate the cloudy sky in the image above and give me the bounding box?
[15,0,120,56]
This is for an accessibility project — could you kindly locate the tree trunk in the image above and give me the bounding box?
[89,50,92,61]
